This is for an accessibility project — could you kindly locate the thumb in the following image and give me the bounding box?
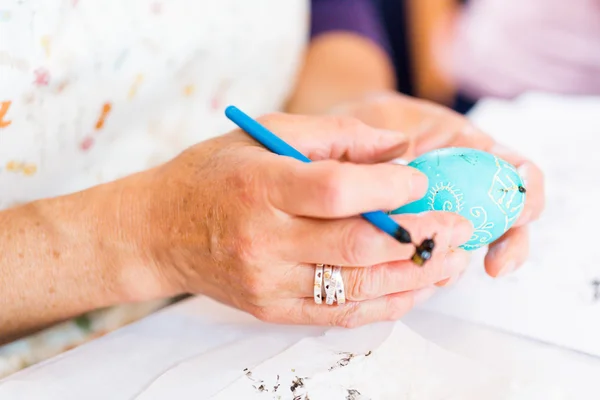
[256,113,409,163]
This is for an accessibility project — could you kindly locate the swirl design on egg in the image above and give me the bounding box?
[427,182,464,212]
[393,149,527,251]
[463,206,495,250]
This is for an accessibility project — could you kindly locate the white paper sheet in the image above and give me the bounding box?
[0,297,566,400]
[421,92,600,357]
[135,319,505,399]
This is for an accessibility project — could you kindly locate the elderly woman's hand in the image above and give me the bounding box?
[329,92,545,281]
[122,113,473,328]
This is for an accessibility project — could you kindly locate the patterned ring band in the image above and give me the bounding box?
[314,264,324,304]
[313,264,345,305]
[323,265,335,305]
[332,266,345,304]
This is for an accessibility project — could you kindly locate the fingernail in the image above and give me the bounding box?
[414,286,436,304]
[435,277,453,287]
[390,158,409,165]
[410,171,429,198]
[497,261,516,277]
[516,209,532,225]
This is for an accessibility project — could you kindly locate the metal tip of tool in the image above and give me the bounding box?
[411,236,436,267]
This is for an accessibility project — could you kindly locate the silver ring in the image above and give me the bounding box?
[314,264,324,304]
[332,266,345,304]
[323,265,336,305]
[314,264,345,305]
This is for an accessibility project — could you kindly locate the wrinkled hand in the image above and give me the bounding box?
[330,92,545,280]
[126,113,473,328]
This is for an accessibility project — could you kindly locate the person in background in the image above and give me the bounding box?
[0,0,544,378]
[448,0,600,113]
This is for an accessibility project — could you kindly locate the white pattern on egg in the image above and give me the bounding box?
[392,148,526,251]
[465,206,495,249]
[427,182,464,212]
[487,156,525,232]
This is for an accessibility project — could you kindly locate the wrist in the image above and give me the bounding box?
[100,168,189,303]
[66,173,177,305]
[285,32,396,115]
[0,172,178,340]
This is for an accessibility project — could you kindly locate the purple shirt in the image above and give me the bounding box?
[310,0,390,54]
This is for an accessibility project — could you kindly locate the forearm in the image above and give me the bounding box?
[285,32,396,115]
[0,180,150,343]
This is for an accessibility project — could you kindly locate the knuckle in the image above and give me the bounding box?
[256,112,287,127]
[403,264,427,289]
[297,299,315,325]
[427,210,451,226]
[319,165,348,214]
[393,181,413,205]
[367,102,389,122]
[225,166,265,210]
[332,303,362,329]
[229,221,271,267]
[250,306,276,323]
[423,253,448,277]
[239,270,268,305]
[415,212,455,247]
[408,253,449,287]
[232,227,259,264]
[386,296,411,321]
[346,268,378,301]
[324,115,365,134]
[339,222,373,265]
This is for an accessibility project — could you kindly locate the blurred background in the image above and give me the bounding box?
[378,0,461,104]
[376,0,600,111]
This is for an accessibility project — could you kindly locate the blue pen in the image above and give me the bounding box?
[224,105,435,265]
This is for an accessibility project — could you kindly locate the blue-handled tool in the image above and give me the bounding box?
[224,105,435,266]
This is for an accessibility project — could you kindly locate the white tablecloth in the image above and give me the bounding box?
[1,93,599,399]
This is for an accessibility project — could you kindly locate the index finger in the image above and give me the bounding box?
[255,113,410,164]
[267,158,429,218]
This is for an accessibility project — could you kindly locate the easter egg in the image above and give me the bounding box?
[391,147,526,250]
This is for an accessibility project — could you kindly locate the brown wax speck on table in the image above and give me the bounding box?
[290,376,305,393]
[329,352,354,371]
[591,279,600,301]
[328,350,372,372]
[255,384,266,392]
[243,368,266,393]
[346,389,363,400]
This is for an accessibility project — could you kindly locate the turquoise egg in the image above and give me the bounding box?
[391,147,526,250]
